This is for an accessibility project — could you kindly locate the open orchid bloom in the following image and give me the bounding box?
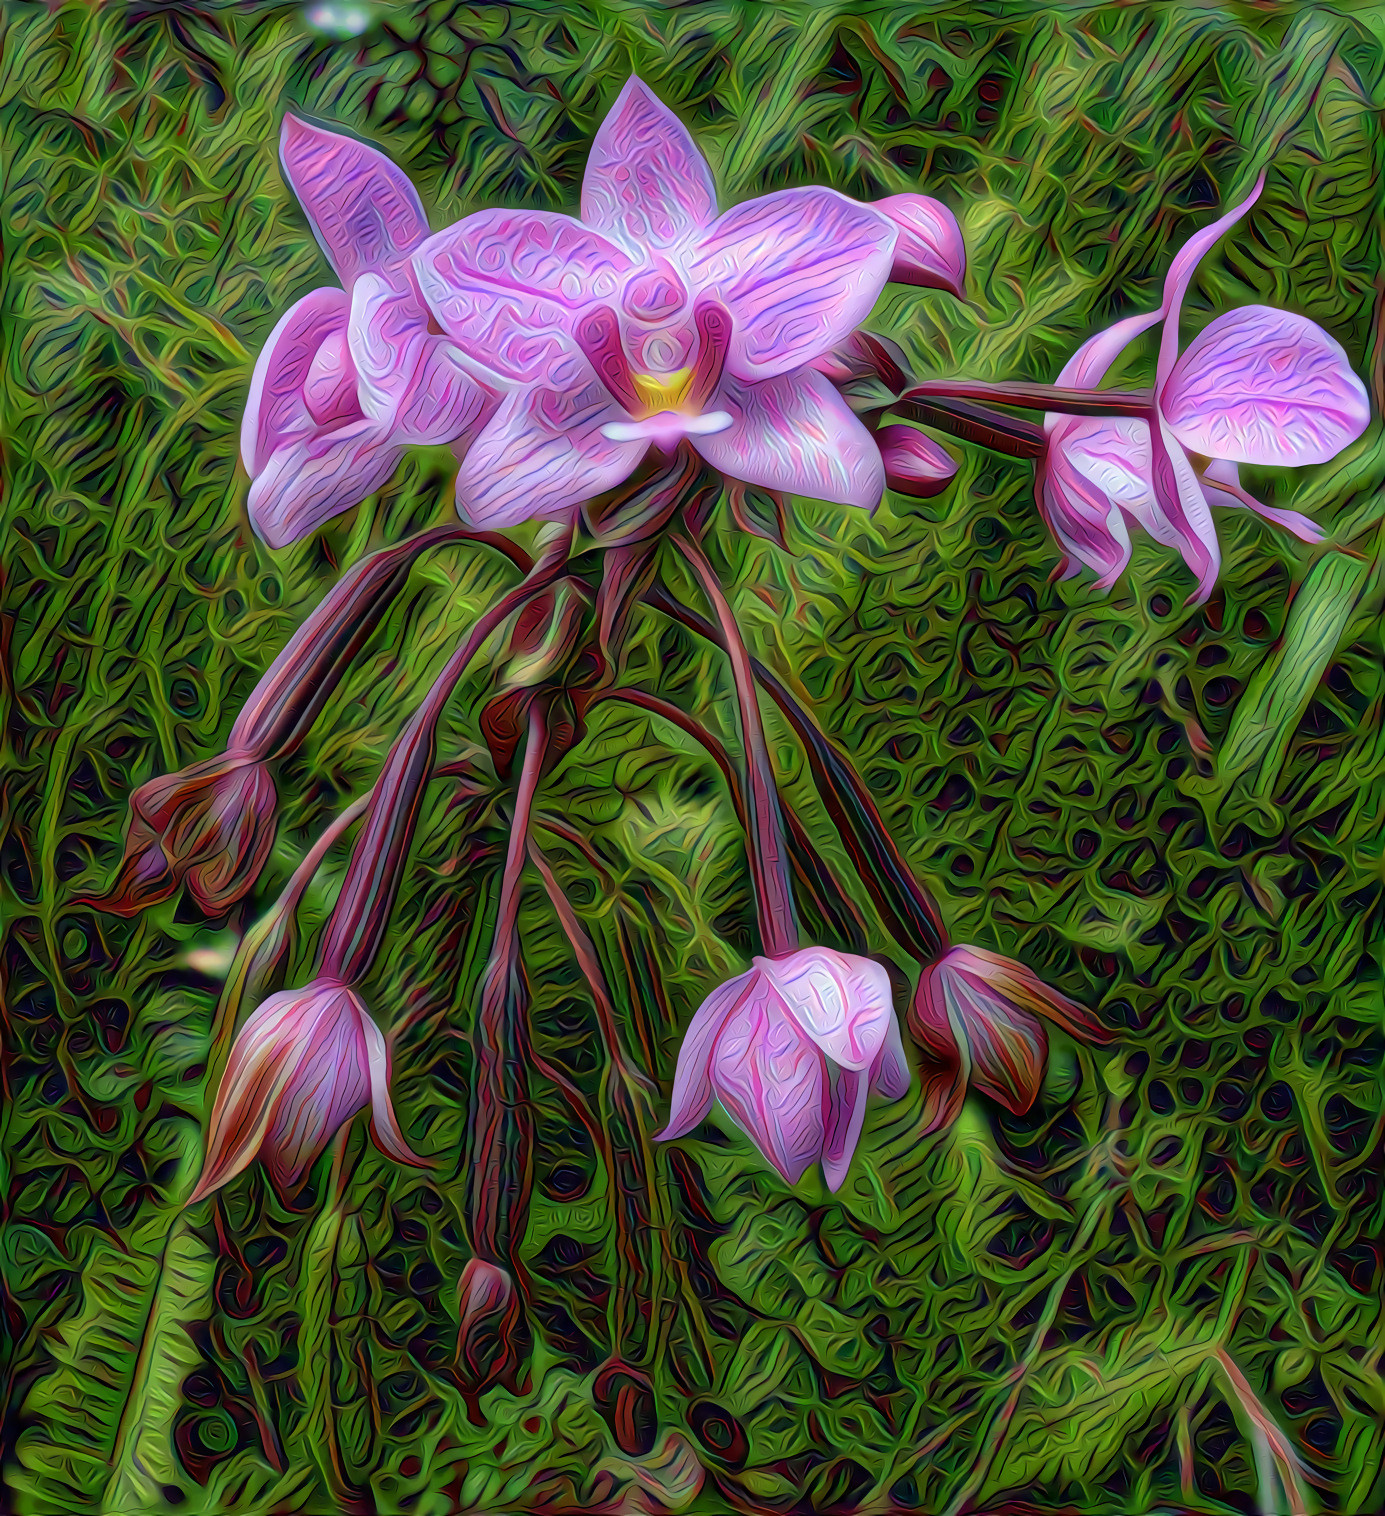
[411,76,965,529]
[908,946,1112,1134]
[656,946,910,1190]
[242,117,493,548]
[1039,175,1370,601]
[188,980,425,1203]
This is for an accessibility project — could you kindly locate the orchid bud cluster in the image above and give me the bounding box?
[100,81,1367,1309]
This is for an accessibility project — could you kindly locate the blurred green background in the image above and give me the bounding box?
[3,2,1385,1512]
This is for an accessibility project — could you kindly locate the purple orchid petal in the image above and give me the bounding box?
[360,1007,426,1167]
[1162,305,1370,467]
[693,368,885,509]
[1199,457,1324,543]
[279,115,430,286]
[581,76,718,250]
[877,423,958,497]
[241,287,351,475]
[1037,423,1134,588]
[347,271,492,445]
[873,194,966,296]
[758,947,893,1072]
[869,1010,911,1100]
[248,419,402,548]
[1148,416,1221,604]
[693,189,896,381]
[1054,309,1164,392]
[1155,173,1265,395]
[656,969,756,1141]
[264,986,371,1187]
[453,382,644,529]
[413,209,637,385]
[303,328,359,427]
[710,988,828,1186]
[821,1068,869,1192]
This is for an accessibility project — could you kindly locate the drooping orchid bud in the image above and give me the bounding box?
[1038,175,1369,601]
[89,526,462,918]
[908,945,1112,1134]
[871,192,967,297]
[657,947,910,1190]
[876,423,959,498]
[187,980,425,1203]
[455,1257,516,1383]
[84,755,277,917]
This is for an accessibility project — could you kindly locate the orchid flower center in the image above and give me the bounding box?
[579,299,735,449]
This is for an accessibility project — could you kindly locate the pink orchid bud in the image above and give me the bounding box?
[908,946,1112,1134]
[84,755,276,917]
[456,1258,515,1380]
[877,423,958,498]
[188,980,426,1203]
[872,193,967,297]
[656,946,910,1190]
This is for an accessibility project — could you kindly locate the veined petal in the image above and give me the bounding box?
[264,990,371,1186]
[873,194,965,296]
[1037,423,1134,589]
[1149,416,1221,604]
[242,287,350,475]
[693,189,896,380]
[822,1068,869,1192]
[758,947,894,1072]
[582,76,718,250]
[869,1010,912,1100]
[1054,309,1163,392]
[710,990,828,1186]
[1162,305,1370,467]
[361,1008,427,1167]
[1155,174,1265,394]
[948,977,1048,1115]
[946,946,1112,1045]
[656,969,756,1140]
[453,383,645,529]
[693,368,885,509]
[280,115,430,285]
[1199,458,1323,543]
[248,420,401,548]
[414,210,637,383]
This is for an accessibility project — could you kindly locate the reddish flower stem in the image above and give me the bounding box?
[901,377,1154,418]
[671,533,798,958]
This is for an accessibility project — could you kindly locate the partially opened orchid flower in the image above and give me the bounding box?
[1039,175,1370,601]
[656,947,910,1190]
[411,76,965,529]
[908,946,1112,1134]
[243,117,493,547]
[188,980,425,1202]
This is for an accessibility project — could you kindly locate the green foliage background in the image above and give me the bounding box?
[3,2,1385,1512]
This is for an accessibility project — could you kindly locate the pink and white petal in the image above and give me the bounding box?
[711,995,828,1186]
[263,989,372,1186]
[393,340,496,447]
[694,369,885,509]
[822,1068,869,1192]
[878,423,958,498]
[582,76,718,250]
[760,947,893,1072]
[1038,435,1133,589]
[453,383,645,530]
[242,287,350,475]
[1162,305,1370,467]
[656,969,756,1141]
[279,115,430,285]
[1199,458,1323,543]
[693,189,896,381]
[248,420,402,548]
[303,328,359,428]
[1054,309,1163,391]
[1148,417,1221,603]
[873,194,965,296]
[360,1005,428,1166]
[869,1011,912,1101]
[1155,174,1265,392]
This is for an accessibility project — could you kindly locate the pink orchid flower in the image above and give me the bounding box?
[1039,175,1370,602]
[188,980,425,1202]
[909,946,1113,1134]
[656,946,911,1190]
[242,117,494,548]
[411,76,965,529]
